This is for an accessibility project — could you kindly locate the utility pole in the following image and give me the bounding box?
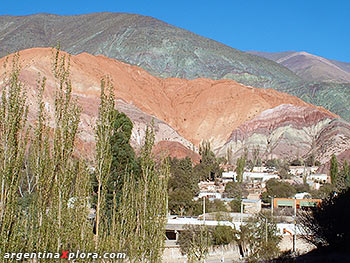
[293,197,297,253]
[203,196,206,224]
[265,217,268,244]
[260,213,268,244]
[271,196,274,216]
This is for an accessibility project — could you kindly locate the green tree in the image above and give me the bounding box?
[207,199,228,213]
[251,146,262,168]
[224,182,248,212]
[262,179,296,202]
[224,181,248,199]
[194,141,221,181]
[117,124,169,262]
[299,188,350,252]
[290,158,303,166]
[234,214,281,262]
[229,200,241,212]
[235,156,246,183]
[310,183,335,199]
[294,183,310,193]
[50,47,82,251]
[344,160,350,187]
[0,53,29,256]
[0,49,94,258]
[105,110,138,219]
[212,225,235,246]
[178,225,211,263]
[94,77,115,249]
[168,157,199,215]
[330,154,338,185]
[336,160,350,191]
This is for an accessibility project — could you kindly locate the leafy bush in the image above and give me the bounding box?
[262,179,296,202]
[233,214,281,262]
[177,225,211,262]
[298,188,350,251]
[224,182,248,199]
[212,225,235,246]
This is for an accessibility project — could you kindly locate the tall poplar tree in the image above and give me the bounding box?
[116,124,169,263]
[0,53,29,256]
[330,154,338,185]
[94,77,115,249]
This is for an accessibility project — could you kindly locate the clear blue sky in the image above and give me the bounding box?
[1,0,349,62]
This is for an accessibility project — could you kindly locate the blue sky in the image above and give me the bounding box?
[1,0,349,62]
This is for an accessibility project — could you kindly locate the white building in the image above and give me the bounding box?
[222,171,235,179]
[252,166,268,173]
[295,192,311,199]
[289,166,319,176]
[308,174,329,184]
[238,172,279,183]
[305,173,329,190]
[222,171,236,184]
[224,171,279,183]
[197,192,222,200]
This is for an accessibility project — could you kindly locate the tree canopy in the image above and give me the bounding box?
[168,157,199,215]
[262,179,297,202]
[299,187,350,252]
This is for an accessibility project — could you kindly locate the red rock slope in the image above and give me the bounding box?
[0,48,341,162]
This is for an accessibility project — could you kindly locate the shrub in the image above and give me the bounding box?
[298,188,350,251]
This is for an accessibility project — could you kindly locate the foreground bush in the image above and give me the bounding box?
[298,188,350,251]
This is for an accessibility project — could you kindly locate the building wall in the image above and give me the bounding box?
[273,198,321,208]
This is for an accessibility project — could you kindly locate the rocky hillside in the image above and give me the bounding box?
[0,13,300,86]
[1,48,348,164]
[249,51,350,83]
[1,13,350,122]
[218,104,349,162]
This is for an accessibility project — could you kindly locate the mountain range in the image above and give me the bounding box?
[0,13,350,165]
[1,48,349,166]
[1,13,350,122]
[248,51,350,83]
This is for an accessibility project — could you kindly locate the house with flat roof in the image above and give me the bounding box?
[273,198,321,209]
[289,166,318,176]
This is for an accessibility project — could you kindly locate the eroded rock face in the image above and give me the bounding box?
[217,104,350,164]
[153,141,200,164]
[115,99,194,152]
[315,119,350,164]
[0,48,347,164]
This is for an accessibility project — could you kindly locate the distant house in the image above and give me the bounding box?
[289,166,318,176]
[242,172,279,183]
[273,198,321,209]
[193,192,222,201]
[294,192,311,199]
[200,192,222,199]
[308,173,329,183]
[252,166,268,173]
[289,166,306,176]
[222,171,236,184]
[306,173,330,190]
[220,164,235,172]
[223,171,279,183]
